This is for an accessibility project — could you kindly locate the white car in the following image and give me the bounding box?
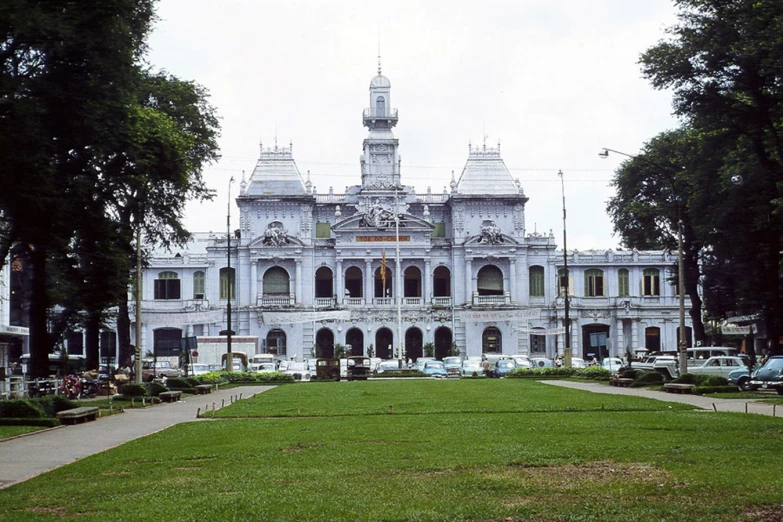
[249,362,276,373]
[570,357,587,368]
[601,357,623,373]
[184,363,211,376]
[510,355,532,369]
[281,362,311,382]
[687,356,747,378]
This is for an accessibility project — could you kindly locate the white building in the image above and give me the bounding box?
[131,69,692,366]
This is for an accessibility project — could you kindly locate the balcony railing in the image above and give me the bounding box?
[343,297,365,307]
[314,297,336,308]
[472,292,511,306]
[373,297,394,306]
[431,296,452,307]
[257,293,295,307]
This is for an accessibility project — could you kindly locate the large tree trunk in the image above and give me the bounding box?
[84,313,100,371]
[685,247,705,344]
[28,246,51,378]
[116,298,133,366]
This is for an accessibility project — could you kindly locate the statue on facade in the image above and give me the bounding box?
[478,220,503,244]
[263,224,289,246]
[362,199,396,228]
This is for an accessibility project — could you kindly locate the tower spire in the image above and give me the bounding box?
[377,30,382,75]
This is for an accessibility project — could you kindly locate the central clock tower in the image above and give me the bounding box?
[360,66,400,190]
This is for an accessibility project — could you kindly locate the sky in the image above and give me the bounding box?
[145,0,682,251]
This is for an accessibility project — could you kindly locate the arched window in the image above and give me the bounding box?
[314,267,333,298]
[266,329,287,356]
[193,271,205,300]
[263,267,290,295]
[219,268,235,300]
[477,265,503,296]
[482,327,502,353]
[529,266,545,297]
[584,269,604,297]
[155,271,180,300]
[618,269,629,297]
[375,96,386,115]
[643,269,660,296]
[433,266,451,297]
[345,266,363,298]
[404,266,422,297]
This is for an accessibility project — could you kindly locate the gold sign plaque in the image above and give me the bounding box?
[356,236,411,242]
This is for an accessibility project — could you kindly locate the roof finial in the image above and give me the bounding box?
[377,30,382,75]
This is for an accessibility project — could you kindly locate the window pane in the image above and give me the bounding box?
[193,271,205,299]
[618,269,629,297]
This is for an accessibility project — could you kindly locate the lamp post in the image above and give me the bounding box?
[394,188,403,367]
[226,176,235,372]
[558,170,571,366]
[599,148,688,375]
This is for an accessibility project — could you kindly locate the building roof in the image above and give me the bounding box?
[455,143,520,195]
[370,74,391,89]
[245,141,307,196]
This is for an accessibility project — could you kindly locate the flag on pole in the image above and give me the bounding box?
[381,250,387,295]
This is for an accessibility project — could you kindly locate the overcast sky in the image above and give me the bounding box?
[146,0,681,251]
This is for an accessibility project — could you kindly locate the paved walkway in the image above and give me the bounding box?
[0,385,270,489]
[1,382,780,489]
[542,380,783,417]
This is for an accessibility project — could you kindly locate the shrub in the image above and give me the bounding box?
[0,417,60,427]
[0,399,45,419]
[573,367,610,380]
[508,367,580,379]
[165,378,195,392]
[693,385,737,395]
[254,372,295,383]
[120,383,146,397]
[631,371,664,387]
[146,381,169,397]
[673,374,728,387]
[672,373,697,384]
[35,395,79,417]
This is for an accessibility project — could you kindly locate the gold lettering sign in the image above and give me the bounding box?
[356,236,411,242]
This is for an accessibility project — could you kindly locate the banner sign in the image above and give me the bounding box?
[515,327,565,336]
[459,309,541,322]
[0,325,29,336]
[356,236,411,242]
[142,309,224,326]
[261,310,351,324]
[721,325,751,335]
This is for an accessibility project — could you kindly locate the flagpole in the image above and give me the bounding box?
[395,188,403,366]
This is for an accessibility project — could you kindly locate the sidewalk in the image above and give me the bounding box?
[543,380,782,417]
[0,385,271,489]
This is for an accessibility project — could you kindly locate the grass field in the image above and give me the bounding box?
[1,379,782,521]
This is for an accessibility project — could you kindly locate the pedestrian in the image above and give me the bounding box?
[481,358,491,377]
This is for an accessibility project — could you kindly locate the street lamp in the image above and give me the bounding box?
[557,170,571,366]
[226,176,235,372]
[599,148,688,375]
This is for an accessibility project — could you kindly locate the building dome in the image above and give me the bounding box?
[370,74,391,89]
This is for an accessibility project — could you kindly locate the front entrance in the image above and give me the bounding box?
[315,328,335,359]
[345,328,364,356]
[582,324,610,361]
[375,328,394,359]
[405,328,423,361]
[434,327,453,359]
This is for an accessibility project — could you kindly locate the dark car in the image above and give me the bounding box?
[493,358,518,378]
[749,356,783,394]
[315,358,341,380]
[346,356,371,381]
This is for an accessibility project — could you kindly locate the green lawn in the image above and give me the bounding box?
[1,379,781,522]
[0,426,45,439]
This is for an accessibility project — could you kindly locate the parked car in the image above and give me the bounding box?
[493,358,518,378]
[422,360,448,378]
[346,356,371,381]
[570,357,587,368]
[414,357,436,372]
[511,355,532,369]
[314,358,341,380]
[687,356,746,378]
[184,363,211,376]
[442,356,463,378]
[377,359,403,374]
[248,362,276,374]
[141,360,181,382]
[461,359,483,377]
[601,357,623,373]
[727,366,754,391]
[282,361,312,382]
[530,357,553,369]
[749,356,783,394]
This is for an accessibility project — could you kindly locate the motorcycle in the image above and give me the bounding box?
[79,377,99,399]
[59,374,82,400]
[28,379,57,398]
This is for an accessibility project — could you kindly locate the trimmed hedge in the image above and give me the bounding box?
[119,383,146,397]
[673,374,729,387]
[0,399,45,419]
[146,381,170,397]
[693,385,738,395]
[507,366,611,381]
[630,371,665,387]
[164,378,196,392]
[0,417,60,427]
[371,370,428,378]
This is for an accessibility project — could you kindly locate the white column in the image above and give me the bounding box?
[295,259,302,304]
[365,260,373,302]
[335,259,343,303]
[250,260,258,305]
[508,259,516,303]
[465,258,473,304]
[423,259,431,301]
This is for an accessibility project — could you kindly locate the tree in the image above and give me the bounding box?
[639,0,783,353]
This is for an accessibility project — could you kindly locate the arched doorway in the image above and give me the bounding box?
[405,327,423,361]
[315,328,335,359]
[344,266,363,298]
[346,328,364,356]
[582,324,610,361]
[482,327,501,353]
[374,266,393,297]
[434,326,452,359]
[263,266,290,295]
[477,265,503,296]
[314,267,333,298]
[266,329,287,357]
[404,267,422,297]
[375,328,394,359]
[433,266,451,297]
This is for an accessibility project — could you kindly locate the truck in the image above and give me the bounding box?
[193,336,258,368]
